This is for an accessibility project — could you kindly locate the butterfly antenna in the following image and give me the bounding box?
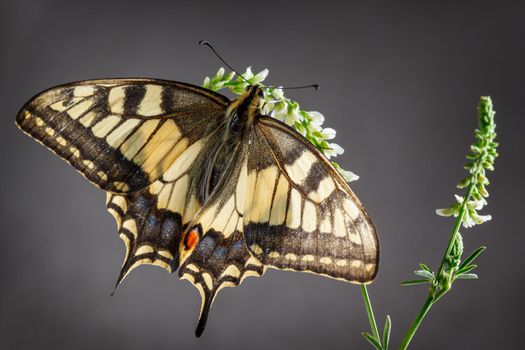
[263,84,320,90]
[199,40,251,85]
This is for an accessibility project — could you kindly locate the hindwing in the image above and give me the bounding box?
[178,147,265,336]
[243,117,379,283]
[106,132,231,288]
[16,79,228,193]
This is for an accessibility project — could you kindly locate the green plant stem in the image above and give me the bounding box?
[435,182,475,283]
[400,182,476,349]
[361,285,380,341]
[399,295,435,350]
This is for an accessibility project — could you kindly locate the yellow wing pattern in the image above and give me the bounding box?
[106,134,228,289]
[16,79,228,193]
[243,117,379,283]
[177,148,265,336]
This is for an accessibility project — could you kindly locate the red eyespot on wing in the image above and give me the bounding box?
[184,229,199,250]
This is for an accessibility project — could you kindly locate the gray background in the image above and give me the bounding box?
[1,1,523,349]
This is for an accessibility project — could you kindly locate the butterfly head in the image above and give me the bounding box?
[240,84,265,110]
[225,85,265,131]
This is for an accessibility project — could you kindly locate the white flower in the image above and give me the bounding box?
[332,143,345,155]
[253,69,269,84]
[436,207,455,217]
[309,123,322,133]
[341,169,360,182]
[467,199,486,210]
[324,143,344,159]
[271,110,285,122]
[242,67,254,80]
[216,67,225,79]
[263,101,275,115]
[270,101,287,122]
[225,71,235,81]
[273,101,287,113]
[308,111,325,125]
[320,127,336,140]
[271,88,284,99]
[462,215,476,228]
[203,76,211,88]
[284,113,300,126]
[471,213,492,225]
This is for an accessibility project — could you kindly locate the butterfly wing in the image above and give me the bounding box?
[16,78,229,193]
[18,78,378,336]
[17,78,232,289]
[243,116,379,283]
[177,145,265,336]
[106,127,231,288]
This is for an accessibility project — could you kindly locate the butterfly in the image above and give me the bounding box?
[16,77,379,336]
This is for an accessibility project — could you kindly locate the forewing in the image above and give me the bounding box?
[243,117,379,283]
[178,148,265,336]
[16,78,229,193]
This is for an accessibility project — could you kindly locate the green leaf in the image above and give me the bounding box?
[382,315,391,349]
[458,246,486,271]
[455,273,479,280]
[456,264,477,275]
[419,263,432,273]
[401,279,431,286]
[414,270,435,280]
[362,332,382,350]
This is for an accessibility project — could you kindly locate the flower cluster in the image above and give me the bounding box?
[403,97,498,290]
[202,67,359,182]
[436,97,498,227]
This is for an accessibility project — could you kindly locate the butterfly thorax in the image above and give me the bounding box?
[225,85,264,134]
[200,85,264,202]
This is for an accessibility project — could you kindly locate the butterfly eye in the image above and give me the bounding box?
[244,85,252,92]
[257,89,265,99]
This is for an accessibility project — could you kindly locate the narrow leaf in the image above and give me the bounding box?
[362,332,382,350]
[456,264,477,275]
[382,315,391,349]
[456,273,479,280]
[459,246,486,270]
[414,270,435,280]
[419,263,432,273]
[401,279,430,286]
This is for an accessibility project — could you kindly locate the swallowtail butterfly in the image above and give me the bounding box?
[16,77,379,336]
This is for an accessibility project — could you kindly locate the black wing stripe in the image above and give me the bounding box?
[123,85,146,115]
[243,118,379,283]
[17,79,229,193]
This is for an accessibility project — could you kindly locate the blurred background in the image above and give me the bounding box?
[1,1,523,349]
